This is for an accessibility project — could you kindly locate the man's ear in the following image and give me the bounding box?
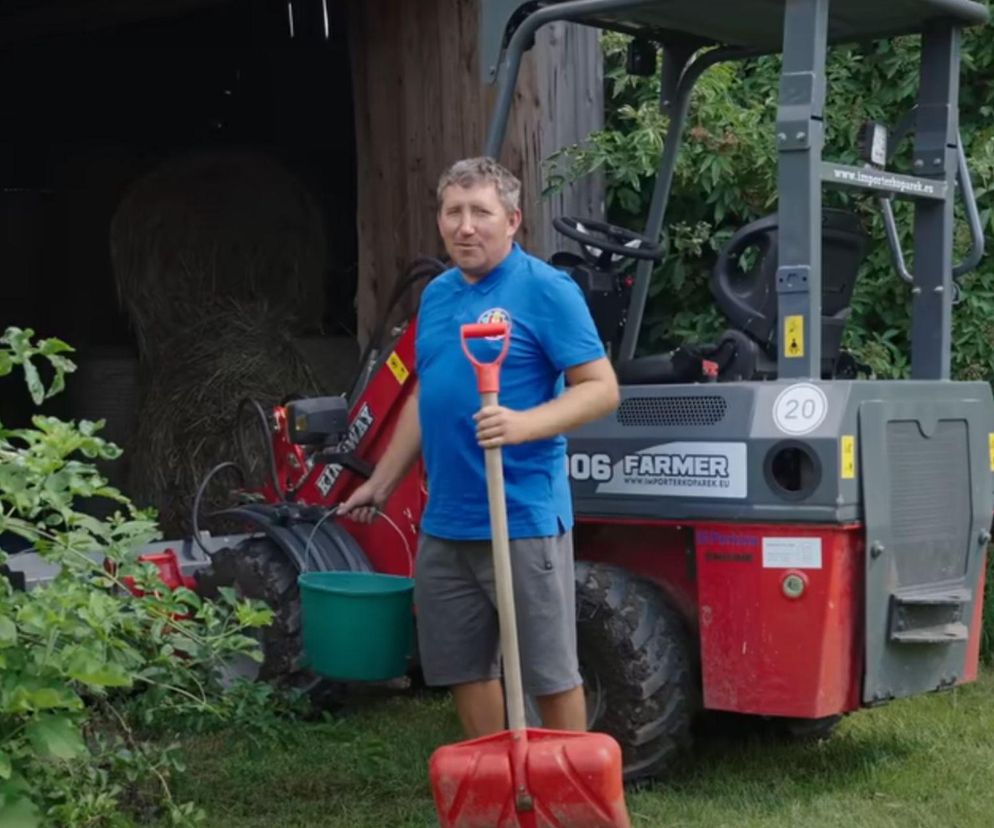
[507,207,523,235]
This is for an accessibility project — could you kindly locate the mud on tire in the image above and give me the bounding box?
[195,537,315,689]
[575,562,695,782]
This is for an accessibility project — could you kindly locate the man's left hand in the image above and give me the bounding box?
[474,405,531,448]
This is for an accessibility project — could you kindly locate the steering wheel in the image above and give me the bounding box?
[553,216,664,270]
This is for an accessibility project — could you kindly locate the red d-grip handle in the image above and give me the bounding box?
[460,322,510,394]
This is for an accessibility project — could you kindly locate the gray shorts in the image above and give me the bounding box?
[414,533,582,697]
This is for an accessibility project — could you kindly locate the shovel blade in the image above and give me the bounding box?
[429,728,631,828]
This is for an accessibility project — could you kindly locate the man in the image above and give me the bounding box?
[340,157,619,737]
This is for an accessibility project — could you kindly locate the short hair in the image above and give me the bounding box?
[436,157,521,214]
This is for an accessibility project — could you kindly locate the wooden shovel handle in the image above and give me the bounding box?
[480,390,528,735]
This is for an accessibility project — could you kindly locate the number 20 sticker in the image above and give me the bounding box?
[772,383,828,436]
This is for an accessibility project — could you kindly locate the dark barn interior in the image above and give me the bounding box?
[0,0,360,528]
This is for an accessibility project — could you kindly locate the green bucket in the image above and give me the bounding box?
[298,571,415,681]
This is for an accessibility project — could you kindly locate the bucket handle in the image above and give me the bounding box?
[303,506,341,572]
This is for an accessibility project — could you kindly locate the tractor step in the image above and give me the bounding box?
[890,622,970,644]
[892,588,972,607]
[888,588,972,644]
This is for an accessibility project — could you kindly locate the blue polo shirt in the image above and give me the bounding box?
[415,243,605,540]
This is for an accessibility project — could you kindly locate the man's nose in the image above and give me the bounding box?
[456,213,476,235]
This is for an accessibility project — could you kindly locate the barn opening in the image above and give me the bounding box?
[0,0,360,531]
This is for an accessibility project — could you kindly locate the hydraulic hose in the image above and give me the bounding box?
[191,461,246,558]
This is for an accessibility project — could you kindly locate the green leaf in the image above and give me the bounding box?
[26,715,87,761]
[0,753,9,781]
[174,588,203,611]
[0,618,15,647]
[66,651,133,689]
[37,338,73,357]
[18,360,44,407]
[0,789,40,828]
[235,604,274,629]
[8,686,80,713]
[46,354,75,376]
[45,371,65,399]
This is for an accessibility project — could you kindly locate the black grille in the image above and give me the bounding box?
[617,395,727,427]
[887,420,971,587]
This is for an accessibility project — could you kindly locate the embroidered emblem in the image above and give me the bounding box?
[477,308,511,339]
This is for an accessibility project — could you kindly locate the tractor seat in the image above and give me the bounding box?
[617,209,868,384]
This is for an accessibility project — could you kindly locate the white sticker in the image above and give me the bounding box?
[772,383,828,436]
[594,442,747,499]
[762,537,822,569]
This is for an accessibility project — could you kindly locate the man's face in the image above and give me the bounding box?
[437,182,522,279]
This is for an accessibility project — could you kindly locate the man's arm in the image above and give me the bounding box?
[474,357,619,448]
[339,383,421,521]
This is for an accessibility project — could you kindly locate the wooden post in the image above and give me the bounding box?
[347,0,603,347]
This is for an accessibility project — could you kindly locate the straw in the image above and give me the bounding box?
[125,298,322,536]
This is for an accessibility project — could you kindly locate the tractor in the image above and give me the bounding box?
[186,0,993,782]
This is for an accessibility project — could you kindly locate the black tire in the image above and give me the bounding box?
[195,537,317,691]
[575,562,696,782]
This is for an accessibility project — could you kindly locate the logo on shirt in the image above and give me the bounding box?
[477,308,511,339]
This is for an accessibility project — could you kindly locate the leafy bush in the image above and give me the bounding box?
[547,25,994,659]
[0,327,278,826]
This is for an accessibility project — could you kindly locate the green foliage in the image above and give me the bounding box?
[0,328,282,827]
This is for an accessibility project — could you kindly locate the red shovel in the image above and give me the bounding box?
[428,321,631,828]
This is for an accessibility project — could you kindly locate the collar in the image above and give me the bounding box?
[454,243,522,294]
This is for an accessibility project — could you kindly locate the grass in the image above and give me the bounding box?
[164,669,994,828]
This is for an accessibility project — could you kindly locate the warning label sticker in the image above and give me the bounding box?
[386,352,410,385]
[784,314,805,359]
[841,435,856,479]
[762,537,822,569]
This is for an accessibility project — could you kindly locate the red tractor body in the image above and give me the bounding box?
[257,318,988,731]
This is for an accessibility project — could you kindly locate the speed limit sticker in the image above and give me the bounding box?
[772,383,828,436]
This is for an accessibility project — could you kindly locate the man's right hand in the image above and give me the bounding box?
[337,480,388,524]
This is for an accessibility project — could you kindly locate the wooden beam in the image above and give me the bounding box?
[347,0,603,347]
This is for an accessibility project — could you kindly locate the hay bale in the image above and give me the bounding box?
[110,150,328,360]
[127,299,322,537]
[291,335,360,395]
